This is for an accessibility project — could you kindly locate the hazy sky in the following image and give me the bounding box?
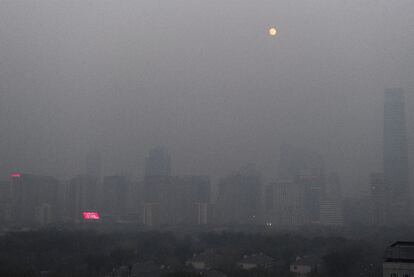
[1,0,414,196]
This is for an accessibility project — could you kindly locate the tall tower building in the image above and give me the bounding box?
[144,147,171,180]
[383,88,410,223]
[142,147,171,227]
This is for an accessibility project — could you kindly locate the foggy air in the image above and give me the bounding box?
[0,1,413,277]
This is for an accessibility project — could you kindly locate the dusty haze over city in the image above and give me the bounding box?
[1,0,413,197]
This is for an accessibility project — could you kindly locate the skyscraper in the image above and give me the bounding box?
[144,147,171,180]
[383,88,410,223]
[142,147,171,226]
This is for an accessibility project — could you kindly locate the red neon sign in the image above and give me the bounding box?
[11,173,22,178]
[83,212,100,220]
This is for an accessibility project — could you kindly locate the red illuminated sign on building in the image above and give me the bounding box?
[11,173,22,178]
[82,212,100,220]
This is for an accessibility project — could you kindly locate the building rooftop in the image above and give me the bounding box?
[384,241,414,263]
[291,256,321,266]
[238,253,273,265]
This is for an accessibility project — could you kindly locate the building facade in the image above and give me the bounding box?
[383,241,414,277]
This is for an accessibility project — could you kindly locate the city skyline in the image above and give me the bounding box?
[1,1,414,198]
[0,1,414,276]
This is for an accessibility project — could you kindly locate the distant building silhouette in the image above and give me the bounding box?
[102,175,129,221]
[143,175,211,227]
[298,169,324,223]
[143,146,172,226]
[320,173,343,226]
[0,181,12,225]
[11,173,59,226]
[383,88,410,224]
[273,144,325,224]
[266,180,305,226]
[66,175,98,223]
[145,147,171,180]
[215,165,262,225]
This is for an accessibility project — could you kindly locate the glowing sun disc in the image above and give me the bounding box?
[268,27,278,37]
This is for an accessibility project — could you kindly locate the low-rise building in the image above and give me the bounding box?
[290,256,322,276]
[237,253,274,270]
[186,250,225,270]
[383,241,414,277]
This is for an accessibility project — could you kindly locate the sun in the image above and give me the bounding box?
[268,27,278,37]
